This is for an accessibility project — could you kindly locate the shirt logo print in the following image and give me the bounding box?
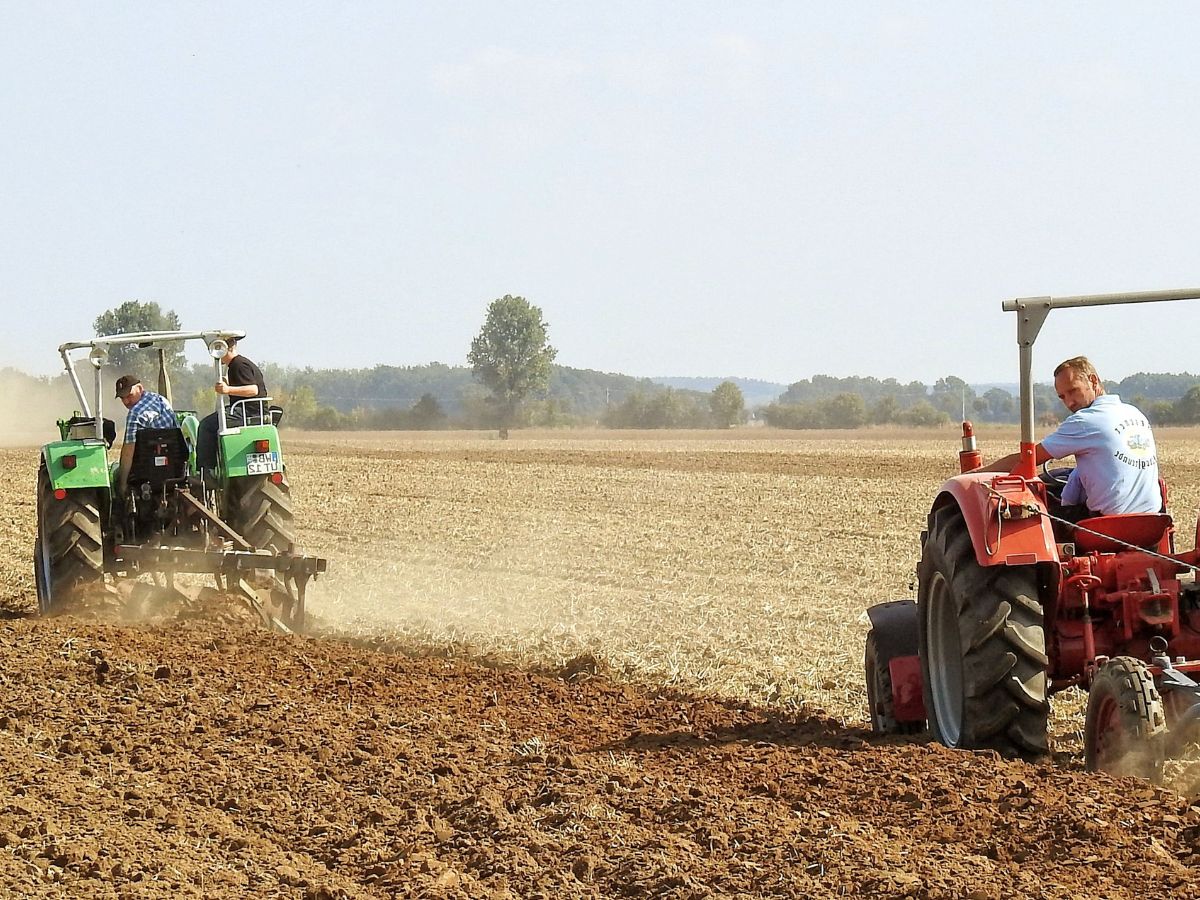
[1126,432,1152,455]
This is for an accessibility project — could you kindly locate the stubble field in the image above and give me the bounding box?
[0,427,1199,897]
[298,428,1200,737]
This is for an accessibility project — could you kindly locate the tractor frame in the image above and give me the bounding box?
[35,329,325,631]
[866,289,1200,780]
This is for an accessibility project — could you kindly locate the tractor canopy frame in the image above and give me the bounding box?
[1002,289,1200,479]
[57,329,247,443]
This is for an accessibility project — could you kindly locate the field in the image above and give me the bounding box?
[1,428,1199,897]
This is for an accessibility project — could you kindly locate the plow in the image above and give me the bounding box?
[866,288,1200,781]
[35,329,326,632]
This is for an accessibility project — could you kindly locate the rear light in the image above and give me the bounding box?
[62,455,77,470]
[53,488,67,500]
[254,440,270,453]
[270,472,284,484]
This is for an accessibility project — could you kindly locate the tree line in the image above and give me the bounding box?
[21,300,1200,432]
[761,374,1200,430]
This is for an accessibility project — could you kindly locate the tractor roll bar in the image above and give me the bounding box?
[1002,289,1200,471]
[56,330,246,440]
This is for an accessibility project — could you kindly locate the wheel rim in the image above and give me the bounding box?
[1089,694,1122,768]
[927,571,964,745]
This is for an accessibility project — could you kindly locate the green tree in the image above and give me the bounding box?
[709,381,745,428]
[1171,386,1200,424]
[94,300,185,373]
[823,393,867,429]
[284,385,321,427]
[978,387,1015,422]
[871,395,900,425]
[1148,399,1178,426]
[900,401,949,427]
[468,295,557,438]
[762,401,825,429]
[410,392,447,429]
[931,375,975,419]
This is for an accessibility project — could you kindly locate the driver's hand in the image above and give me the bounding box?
[215,382,229,395]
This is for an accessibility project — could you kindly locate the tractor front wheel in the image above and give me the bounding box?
[918,504,1049,759]
[1084,657,1166,782]
[865,631,923,735]
[865,631,897,734]
[34,466,104,614]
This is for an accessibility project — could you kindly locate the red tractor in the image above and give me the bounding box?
[866,288,1200,780]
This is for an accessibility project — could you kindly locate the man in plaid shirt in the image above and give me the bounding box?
[114,375,177,493]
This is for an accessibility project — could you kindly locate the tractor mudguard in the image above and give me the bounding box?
[219,423,283,479]
[41,441,111,491]
[932,473,1058,568]
[866,599,920,661]
[177,412,200,473]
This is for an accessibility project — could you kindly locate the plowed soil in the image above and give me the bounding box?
[3,433,1200,898]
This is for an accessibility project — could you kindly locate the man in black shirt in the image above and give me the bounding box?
[196,337,269,471]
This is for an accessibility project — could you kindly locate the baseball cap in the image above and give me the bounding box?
[114,375,141,398]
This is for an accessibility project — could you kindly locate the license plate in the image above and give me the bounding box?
[246,451,280,475]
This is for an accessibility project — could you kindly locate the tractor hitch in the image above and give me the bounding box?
[1155,662,1200,757]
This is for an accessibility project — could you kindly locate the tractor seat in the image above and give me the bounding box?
[65,414,116,448]
[229,398,283,427]
[127,427,188,491]
[1073,513,1173,554]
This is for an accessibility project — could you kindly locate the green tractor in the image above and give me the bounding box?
[34,330,325,631]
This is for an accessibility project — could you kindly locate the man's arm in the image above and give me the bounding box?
[972,443,1053,474]
[215,381,260,398]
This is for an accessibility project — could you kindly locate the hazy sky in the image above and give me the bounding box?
[4,3,1200,384]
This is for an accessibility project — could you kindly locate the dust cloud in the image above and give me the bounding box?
[0,368,119,448]
[307,547,590,662]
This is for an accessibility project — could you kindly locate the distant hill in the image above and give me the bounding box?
[972,382,1019,396]
[650,377,787,408]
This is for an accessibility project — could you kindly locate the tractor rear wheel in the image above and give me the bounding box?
[34,467,104,614]
[227,473,295,553]
[1084,657,1166,782]
[226,473,303,630]
[918,504,1049,759]
[865,631,922,735]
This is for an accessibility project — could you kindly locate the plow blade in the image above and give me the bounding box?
[114,545,326,633]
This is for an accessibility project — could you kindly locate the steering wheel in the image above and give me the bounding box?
[1041,459,1072,486]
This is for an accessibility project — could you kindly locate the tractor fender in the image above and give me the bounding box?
[866,599,919,661]
[931,473,1058,568]
[40,441,111,492]
[178,413,200,472]
[220,423,283,479]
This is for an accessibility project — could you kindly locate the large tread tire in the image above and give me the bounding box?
[917,504,1049,759]
[1084,657,1166,782]
[35,467,104,615]
[865,631,923,735]
[225,474,305,631]
[227,474,296,553]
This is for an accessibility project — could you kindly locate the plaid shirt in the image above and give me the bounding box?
[123,390,177,444]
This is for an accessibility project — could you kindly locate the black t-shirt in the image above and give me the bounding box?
[226,354,267,402]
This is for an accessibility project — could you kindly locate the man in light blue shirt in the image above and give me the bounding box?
[977,356,1160,517]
